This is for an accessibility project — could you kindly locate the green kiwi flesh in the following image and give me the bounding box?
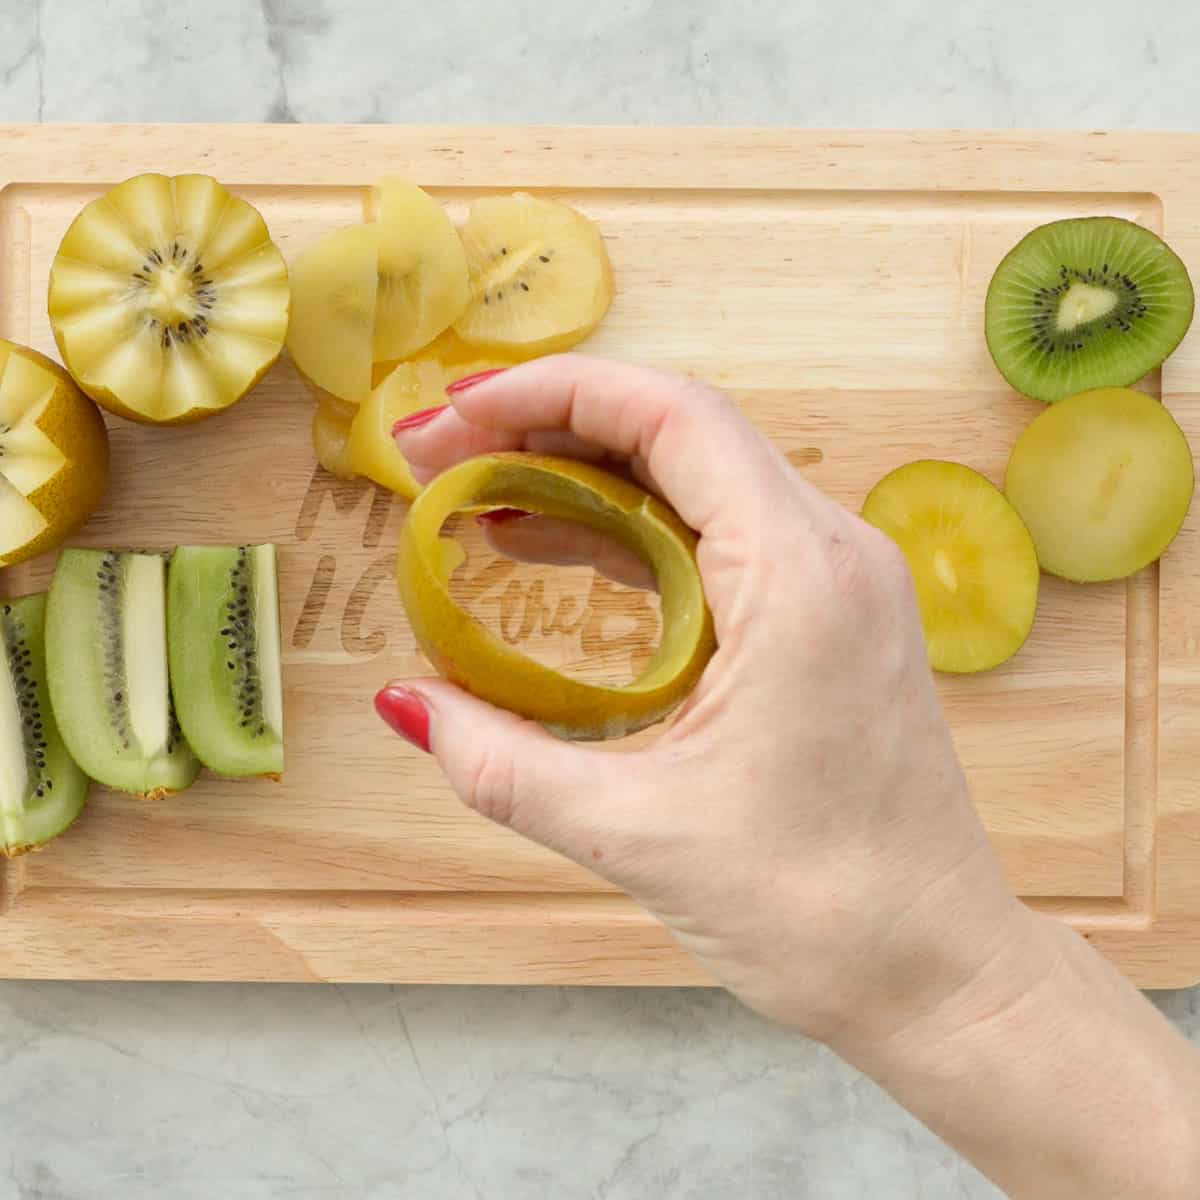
[167,544,283,778]
[985,216,1194,404]
[45,549,200,798]
[0,593,89,854]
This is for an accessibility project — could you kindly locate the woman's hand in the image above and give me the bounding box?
[382,354,1044,1050]
[381,355,1200,1196]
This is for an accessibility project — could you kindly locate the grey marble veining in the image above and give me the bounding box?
[3,2,1200,1196]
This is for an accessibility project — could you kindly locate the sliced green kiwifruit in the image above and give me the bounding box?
[46,549,200,798]
[1004,387,1194,582]
[167,544,284,778]
[0,594,90,855]
[862,460,1041,674]
[985,216,1194,404]
[398,452,715,740]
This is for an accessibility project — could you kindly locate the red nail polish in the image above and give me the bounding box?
[476,507,532,526]
[392,405,447,436]
[446,368,506,395]
[374,686,431,753]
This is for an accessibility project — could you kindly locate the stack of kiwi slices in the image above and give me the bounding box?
[293,177,615,500]
[863,215,1195,675]
[0,543,284,855]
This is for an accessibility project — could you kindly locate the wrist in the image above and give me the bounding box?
[824,846,1055,1064]
[840,910,1200,1198]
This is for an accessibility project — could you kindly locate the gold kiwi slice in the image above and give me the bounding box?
[1005,387,1194,582]
[863,460,1040,673]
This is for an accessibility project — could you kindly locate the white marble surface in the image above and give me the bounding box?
[2,1,1199,1196]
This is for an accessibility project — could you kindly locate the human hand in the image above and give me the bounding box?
[380,355,1047,1053]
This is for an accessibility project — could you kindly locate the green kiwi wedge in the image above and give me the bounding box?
[167,544,284,779]
[985,217,1194,404]
[46,549,200,799]
[0,593,90,854]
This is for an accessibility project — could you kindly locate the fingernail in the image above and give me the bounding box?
[374,686,431,753]
[392,405,447,437]
[446,368,506,395]
[475,507,532,526]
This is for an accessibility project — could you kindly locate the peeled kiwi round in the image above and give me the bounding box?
[1004,387,1194,582]
[985,217,1194,404]
[862,460,1040,674]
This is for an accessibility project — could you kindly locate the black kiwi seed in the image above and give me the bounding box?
[134,249,216,348]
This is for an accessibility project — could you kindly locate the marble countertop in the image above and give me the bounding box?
[3,2,1199,1197]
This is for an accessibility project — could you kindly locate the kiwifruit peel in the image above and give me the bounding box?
[0,339,109,568]
[397,453,716,739]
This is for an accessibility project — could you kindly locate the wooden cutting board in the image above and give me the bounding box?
[1,125,1199,986]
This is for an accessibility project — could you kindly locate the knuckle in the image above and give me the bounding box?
[462,742,519,828]
[824,528,872,597]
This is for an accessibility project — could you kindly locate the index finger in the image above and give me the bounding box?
[401,354,804,536]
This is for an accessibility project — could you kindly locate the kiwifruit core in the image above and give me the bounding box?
[131,241,216,348]
[221,547,270,739]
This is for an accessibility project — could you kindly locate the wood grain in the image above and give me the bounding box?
[0,126,1195,984]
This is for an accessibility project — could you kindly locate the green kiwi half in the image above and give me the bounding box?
[985,216,1194,404]
[0,593,90,854]
[45,549,200,798]
[167,544,283,778]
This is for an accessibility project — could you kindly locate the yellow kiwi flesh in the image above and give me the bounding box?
[311,396,358,480]
[287,223,379,407]
[47,174,289,425]
[312,359,510,498]
[398,452,715,739]
[372,179,471,362]
[862,460,1040,674]
[1004,387,1194,582]
[453,193,614,356]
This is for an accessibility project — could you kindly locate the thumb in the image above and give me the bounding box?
[374,678,631,865]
